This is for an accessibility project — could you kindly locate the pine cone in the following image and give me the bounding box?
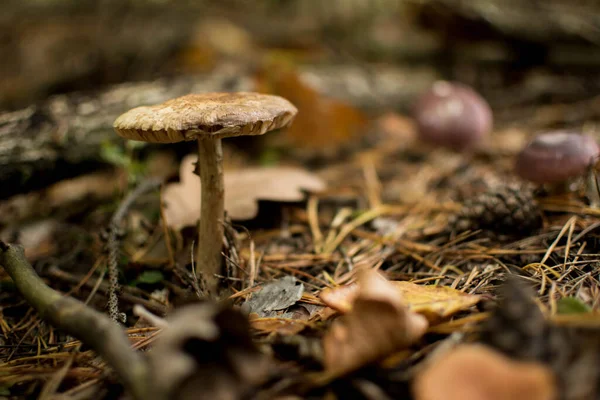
[480,277,600,400]
[451,183,542,235]
[479,276,550,362]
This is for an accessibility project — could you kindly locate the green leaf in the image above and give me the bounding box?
[557,297,591,314]
[135,270,164,285]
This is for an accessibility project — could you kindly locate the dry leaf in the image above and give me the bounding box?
[320,280,480,322]
[413,344,557,400]
[256,63,368,157]
[0,219,58,261]
[250,317,309,336]
[163,154,326,228]
[318,283,359,314]
[393,281,481,321]
[244,276,304,317]
[322,270,428,376]
[0,170,126,227]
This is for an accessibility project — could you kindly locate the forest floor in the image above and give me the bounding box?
[2,15,600,400]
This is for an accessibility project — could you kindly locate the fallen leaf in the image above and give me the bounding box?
[250,317,309,336]
[413,344,557,400]
[256,63,368,158]
[0,170,127,227]
[0,219,58,261]
[320,280,480,322]
[224,167,325,221]
[322,270,428,376]
[134,270,164,285]
[163,154,326,229]
[310,306,339,322]
[244,276,304,317]
[556,297,591,315]
[393,281,481,321]
[319,283,359,313]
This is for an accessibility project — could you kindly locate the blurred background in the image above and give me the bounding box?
[3,0,600,109]
[2,0,600,198]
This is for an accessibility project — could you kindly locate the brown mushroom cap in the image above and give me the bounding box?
[113,92,298,143]
[515,132,600,184]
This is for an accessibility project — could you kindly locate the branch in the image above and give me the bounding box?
[0,242,150,400]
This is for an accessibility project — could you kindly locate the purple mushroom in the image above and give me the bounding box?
[515,132,599,185]
[413,81,493,151]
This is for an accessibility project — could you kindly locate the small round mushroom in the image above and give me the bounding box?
[515,131,600,205]
[413,81,493,150]
[515,132,599,184]
[114,92,297,294]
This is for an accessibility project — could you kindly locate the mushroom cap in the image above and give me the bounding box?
[113,92,298,143]
[413,81,493,150]
[515,132,600,184]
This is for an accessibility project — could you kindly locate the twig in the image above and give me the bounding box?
[106,178,162,322]
[0,242,150,400]
[132,305,169,329]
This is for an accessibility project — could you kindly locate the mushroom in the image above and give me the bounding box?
[413,81,493,151]
[515,131,600,203]
[113,92,298,294]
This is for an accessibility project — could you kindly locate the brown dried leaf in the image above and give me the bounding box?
[394,281,481,321]
[0,170,126,226]
[250,317,309,336]
[320,279,480,322]
[256,63,368,157]
[0,219,58,261]
[413,344,557,400]
[163,154,326,228]
[319,283,359,314]
[322,270,428,376]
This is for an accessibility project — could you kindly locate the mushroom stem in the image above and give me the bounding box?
[196,137,225,295]
[586,166,600,208]
[544,181,573,196]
